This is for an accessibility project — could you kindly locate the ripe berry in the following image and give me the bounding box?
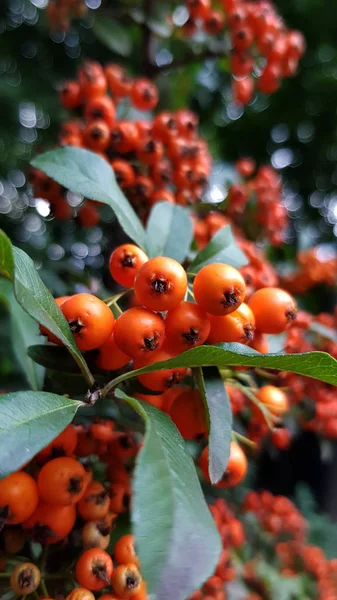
[248,287,297,334]
[232,77,254,105]
[271,427,292,450]
[169,389,207,440]
[105,64,132,97]
[66,589,96,600]
[111,564,142,598]
[84,96,116,128]
[200,441,247,488]
[186,0,211,19]
[10,562,41,596]
[207,303,255,344]
[254,385,289,421]
[114,308,165,358]
[109,121,139,154]
[61,293,115,351]
[37,424,78,462]
[134,348,187,392]
[134,257,188,312]
[205,10,224,35]
[82,520,111,550]
[165,301,210,352]
[37,457,87,506]
[152,112,177,142]
[131,79,158,111]
[109,244,148,288]
[59,81,81,110]
[114,534,140,567]
[78,481,110,521]
[111,160,135,189]
[83,120,110,151]
[193,263,246,316]
[40,295,71,344]
[0,472,39,526]
[96,331,131,371]
[137,139,163,165]
[75,548,113,591]
[23,503,76,544]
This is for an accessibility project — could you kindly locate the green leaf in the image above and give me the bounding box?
[0,391,81,478]
[27,345,81,374]
[0,230,92,385]
[0,278,45,391]
[189,225,248,272]
[119,342,337,387]
[115,389,221,600]
[195,368,232,484]
[93,17,133,56]
[31,148,146,249]
[146,202,193,262]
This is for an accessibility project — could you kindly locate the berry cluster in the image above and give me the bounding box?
[228,161,288,247]
[0,420,146,599]
[46,0,87,31]
[282,311,337,439]
[282,247,337,294]
[276,542,337,600]
[42,246,297,387]
[181,0,305,104]
[243,490,307,541]
[30,61,212,225]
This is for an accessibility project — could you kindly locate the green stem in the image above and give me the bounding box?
[227,378,277,430]
[187,286,195,300]
[71,351,95,388]
[232,430,257,449]
[39,579,49,598]
[103,290,127,305]
[186,272,197,278]
[110,300,123,315]
[0,572,10,579]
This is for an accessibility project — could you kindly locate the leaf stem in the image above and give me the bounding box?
[39,579,49,598]
[227,378,277,430]
[231,430,257,449]
[71,350,95,388]
[103,290,127,305]
[187,286,195,300]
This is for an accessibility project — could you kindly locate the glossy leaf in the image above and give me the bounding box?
[27,345,81,374]
[146,201,193,262]
[195,367,232,484]
[93,17,133,56]
[189,225,248,272]
[0,278,45,391]
[31,147,146,249]
[120,342,337,387]
[0,230,92,384]
[0,391,81,478]
[116,389,221,600]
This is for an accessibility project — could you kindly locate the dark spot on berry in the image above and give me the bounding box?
[68,476,83,495]
[92,562,110,583]
[31,523,55,544]
[243,325,254,341]
[145,140,156,153]
[143,335,160,351]
[50,446,67,459]
[69,320,84,335]
[91,108,104,119]
[152,278,167,294]
[126,574,139,589]
[221,290,240,308]
[182,328,200,346]
[121,254,136,268]
[285,309,297,323]
[18,568,33,589]
[91,127,103,140]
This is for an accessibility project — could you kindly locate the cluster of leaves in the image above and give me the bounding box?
[1,146,337,598]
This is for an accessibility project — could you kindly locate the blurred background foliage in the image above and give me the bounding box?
[0,0,337,513]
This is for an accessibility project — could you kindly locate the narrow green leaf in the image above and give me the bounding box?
[119,343,337,387]
[116,389,221,600]
[189,225,248,272]
[0,391,81,478]
[31,147,146,249]
[146,201,193,262]
[27,345,81,374]
[195,368,232,484]
[93,17,133,56]
[0,231,93,385]
[0,278,45,391]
